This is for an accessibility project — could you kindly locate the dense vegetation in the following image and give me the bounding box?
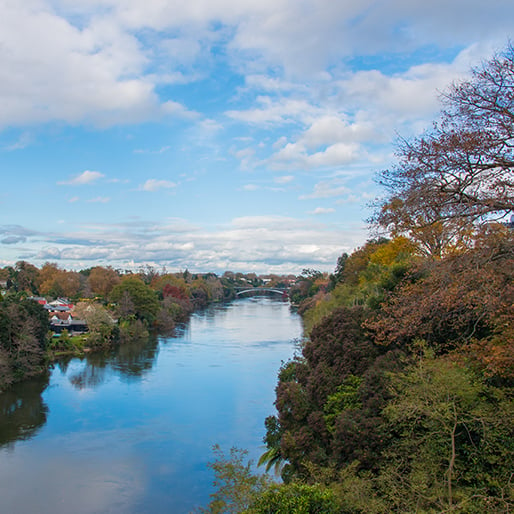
[202,46,514,513]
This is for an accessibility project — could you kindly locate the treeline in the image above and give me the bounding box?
[0,264,293,391]
[202,46,514,512]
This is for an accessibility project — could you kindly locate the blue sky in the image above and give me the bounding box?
[0,0,512,274]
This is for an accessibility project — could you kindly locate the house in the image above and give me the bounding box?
[48,298,74,310]
[50,311,73,324]
[28,296,47,305]
[49,311,88,335]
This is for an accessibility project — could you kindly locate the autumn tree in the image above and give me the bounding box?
[375,45,514,256]
[37,263,60,295]
[87,266,120,298]
[366,224,514,380]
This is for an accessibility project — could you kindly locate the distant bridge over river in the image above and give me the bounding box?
[235,287,290,298]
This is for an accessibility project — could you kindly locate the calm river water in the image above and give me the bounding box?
[0,297,302,514]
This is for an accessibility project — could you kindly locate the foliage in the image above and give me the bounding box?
[258,47,514,503]
[202,446,340,514]
[86,266,120,298]
[118,317,149,342]
[247,482,339,513]
[377,353,514,513]
[323,375,363,433]
[374,45,514,256]
[200,446,272,514]
[302,237,418,333]
[366,225,514,375]
[289,269,328,307]
[110,276,160,325]
[0,296,49,389]
[37,263,83,298]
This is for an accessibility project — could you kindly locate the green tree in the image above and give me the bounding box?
[248,482,339,513]
[200,446,271,514]
[110,276,160,325]
[380,352,514,512]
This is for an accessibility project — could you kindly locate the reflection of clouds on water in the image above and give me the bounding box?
[0,449,145,514]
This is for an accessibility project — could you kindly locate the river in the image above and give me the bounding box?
[0,297,302,514]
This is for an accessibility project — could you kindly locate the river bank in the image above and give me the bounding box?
[0,297,302,514]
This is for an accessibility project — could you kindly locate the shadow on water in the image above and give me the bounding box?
[0,372,50,448]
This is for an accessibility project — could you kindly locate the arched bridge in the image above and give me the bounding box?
[235,287,289,298]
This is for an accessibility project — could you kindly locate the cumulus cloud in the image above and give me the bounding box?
[0,0,510,131]
[140,179,177,192]
[226,97,320,125]
[59,170,105,186]
[300,180,350,199]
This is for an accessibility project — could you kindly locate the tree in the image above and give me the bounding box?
[200,446,271,514]
[87,266,120,297]
[37,263,82,298]
[13,261,39,294]
[375,45,514,256]
[248,483,338,513]
[73,301,118,346]
[110,276,160,325]
[0,297,49,388]
[365,225,514,378]
[380,353,514,512]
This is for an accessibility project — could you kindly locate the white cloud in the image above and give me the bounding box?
[226,96,319,125]
[21,215,364,273]
[0,0,509,134]
[309,207,335,215]
[271,141,361,170]
[140,179,177,192]
[59,170,105,185]
[300,180,349,199]
[274,175,294,184]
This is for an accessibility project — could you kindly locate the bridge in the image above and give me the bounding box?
[235,287,289,298]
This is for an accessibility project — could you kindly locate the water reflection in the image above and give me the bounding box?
[68,335,161,390]
[0,298,302,514]
[110,335,160,379]
[0,373,49,447]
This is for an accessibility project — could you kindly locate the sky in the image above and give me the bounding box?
[0,0,512,274]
